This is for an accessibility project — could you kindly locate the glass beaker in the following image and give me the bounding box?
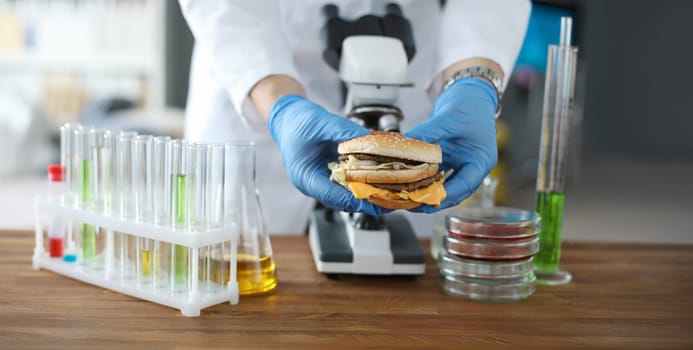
[221,142,277,295]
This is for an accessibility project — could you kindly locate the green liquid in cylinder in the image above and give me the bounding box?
[173,174,187,284]
[81,159,96,259]
[534,191,565,272]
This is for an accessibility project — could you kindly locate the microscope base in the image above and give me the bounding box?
[308,209,426,276]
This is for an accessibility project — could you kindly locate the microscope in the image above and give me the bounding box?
[308,4,426,277]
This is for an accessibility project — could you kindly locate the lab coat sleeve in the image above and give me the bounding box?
[432,0,531,93]
[179,0,300,130]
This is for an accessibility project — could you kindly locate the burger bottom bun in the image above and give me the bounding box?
[368,195,422,210]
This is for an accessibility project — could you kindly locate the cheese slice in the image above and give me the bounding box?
[346,180,446,206]
[402,180,446,206]
[347,182,393,200]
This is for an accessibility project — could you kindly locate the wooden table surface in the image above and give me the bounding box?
[1,230,692,349]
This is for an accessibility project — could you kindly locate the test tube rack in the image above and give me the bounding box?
[32,196,239,317]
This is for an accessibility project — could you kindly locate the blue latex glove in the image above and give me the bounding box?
[268,94,387,216]
[404,77,499,213]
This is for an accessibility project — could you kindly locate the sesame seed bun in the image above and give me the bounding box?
[338,132,442,164]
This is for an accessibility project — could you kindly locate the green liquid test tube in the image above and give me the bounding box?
[81,159,96,259]
[174,174,188,285]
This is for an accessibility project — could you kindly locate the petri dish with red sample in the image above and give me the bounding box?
[437,206,542,303]
[444,235,539,261]
[446,207,541,241]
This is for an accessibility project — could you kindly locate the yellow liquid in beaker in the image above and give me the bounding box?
[209,253,277,295]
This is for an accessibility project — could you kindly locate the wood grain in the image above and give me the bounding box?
[1,230,692,349]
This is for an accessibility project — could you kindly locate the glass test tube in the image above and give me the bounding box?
[59,123,80,205]
[101,131,117,276]
[71,128,97,264]
[47,165,65,258]
[133,135,154,283]
[170,140,190,291]
[116,132,137,279]
[95,130,114,212]
[59,123,80,263]
[187,144,207,294]
[534,17,578,286]
[153,136,171,289]
[69,126,87,207]
[201,144,225,290]
[188,144,207,232]
[153,137,172,226]
[84,129,106,268]
[152,136,172,288]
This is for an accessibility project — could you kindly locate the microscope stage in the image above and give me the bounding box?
[308,209,426,275]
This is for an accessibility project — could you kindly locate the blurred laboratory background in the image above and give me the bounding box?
[1,0,691,243]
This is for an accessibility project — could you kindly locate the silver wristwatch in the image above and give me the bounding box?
[442,66,503,118]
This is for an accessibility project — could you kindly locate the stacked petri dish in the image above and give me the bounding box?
[438,207,541,303]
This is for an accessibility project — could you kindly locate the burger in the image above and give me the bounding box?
[328,132,448,210]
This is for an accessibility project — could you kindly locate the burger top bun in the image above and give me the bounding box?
[338,132,442,164]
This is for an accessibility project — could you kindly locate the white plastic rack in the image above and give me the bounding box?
[32,196,239,317]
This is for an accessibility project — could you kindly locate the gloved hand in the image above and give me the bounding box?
[268,94,386,216]
[405,77,499,213]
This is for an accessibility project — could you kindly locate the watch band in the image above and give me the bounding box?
[442,66,503,118]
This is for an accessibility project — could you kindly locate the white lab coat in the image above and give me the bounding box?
[179,0,530,235]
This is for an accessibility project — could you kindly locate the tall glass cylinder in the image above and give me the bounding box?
[223,142,277,295]
[534,40,578,286]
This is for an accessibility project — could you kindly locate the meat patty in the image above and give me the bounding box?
[338,153,423,165]
[371,172,444,192]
